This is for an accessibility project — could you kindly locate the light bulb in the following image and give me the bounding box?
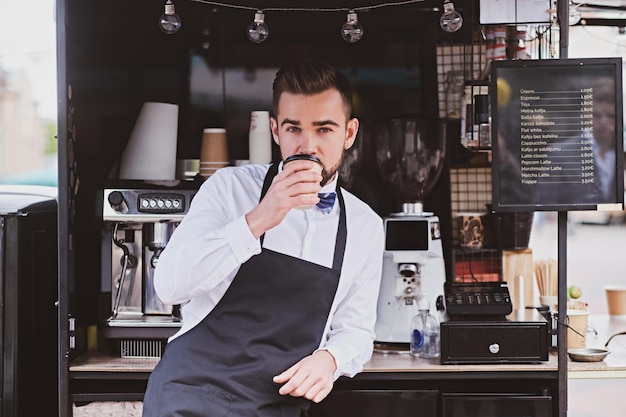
[159,0,181,34]
[569,2,582,26]
[247,11,269,43]
[341,10,364,43]
[440,1,463,33]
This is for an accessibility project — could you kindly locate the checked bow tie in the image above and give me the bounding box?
[317,192,336,214]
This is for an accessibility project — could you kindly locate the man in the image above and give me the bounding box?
[142,62,384,417]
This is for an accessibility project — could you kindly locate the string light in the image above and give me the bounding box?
[159,0,182,34]
[190,0,425,12]
[569,1,582,26]
[439,0,463,33]
[189,0,428,43]
[341,10,364,43]
[247,10,269,43]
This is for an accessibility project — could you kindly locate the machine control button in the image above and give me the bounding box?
[489,343,500,354]
[136,193,187,214]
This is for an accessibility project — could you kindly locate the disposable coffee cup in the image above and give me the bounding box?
[283,154,323,210]
[604,285,626,315]
[566,309,589,350]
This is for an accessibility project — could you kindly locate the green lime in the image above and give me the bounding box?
[568,285,583,299]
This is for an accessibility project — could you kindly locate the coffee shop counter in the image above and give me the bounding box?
[68,350,559,375]
[69,317,626,377]
[68,314,626,404]
[69,347,560,405]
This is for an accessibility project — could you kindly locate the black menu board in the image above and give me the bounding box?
[491,58,624,211]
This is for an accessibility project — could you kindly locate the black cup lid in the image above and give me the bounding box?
[284,154,322,166]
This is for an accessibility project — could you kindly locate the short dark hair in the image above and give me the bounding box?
[272,62,353,120]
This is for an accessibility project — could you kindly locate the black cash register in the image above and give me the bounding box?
[441,281,549,364]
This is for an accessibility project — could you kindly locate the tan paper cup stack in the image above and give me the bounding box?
[605,285,626,315]
[200,128,228,178]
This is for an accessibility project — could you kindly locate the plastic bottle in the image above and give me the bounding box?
[410,294,441,359]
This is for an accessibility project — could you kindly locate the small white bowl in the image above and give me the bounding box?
[539,295,558,308]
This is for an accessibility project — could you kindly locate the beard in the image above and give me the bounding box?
[320,148,345,187]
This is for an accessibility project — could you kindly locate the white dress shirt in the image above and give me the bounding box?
[154,163,384,379]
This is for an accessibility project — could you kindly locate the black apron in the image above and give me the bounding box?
[143,163,347,417]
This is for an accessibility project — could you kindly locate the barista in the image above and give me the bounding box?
[142,62,385,417]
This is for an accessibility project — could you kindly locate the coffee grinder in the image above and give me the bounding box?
[101,186,197,357]
[373,117,447,345]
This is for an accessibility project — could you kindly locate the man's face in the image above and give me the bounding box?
[271,88,359,186]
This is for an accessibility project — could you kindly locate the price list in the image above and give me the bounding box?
[518,87,595,186]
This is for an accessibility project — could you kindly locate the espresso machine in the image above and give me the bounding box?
[374,117,447,345]
[101,186,197,357]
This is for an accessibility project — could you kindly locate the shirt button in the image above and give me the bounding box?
[217,273,224,280]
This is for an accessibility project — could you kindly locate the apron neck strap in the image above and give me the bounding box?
[259,163,346,273]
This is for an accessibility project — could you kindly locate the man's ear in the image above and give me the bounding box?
[344,118,359,150]
[270,117,280,146]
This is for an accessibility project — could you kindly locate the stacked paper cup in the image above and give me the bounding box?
[200,128,229,178]
[249,111,272,164]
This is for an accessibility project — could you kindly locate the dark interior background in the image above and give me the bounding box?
[63,0,478,330]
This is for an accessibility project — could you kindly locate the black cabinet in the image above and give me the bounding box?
[442,393,551,417]
[310,390,438,417]
[0,186,58,416]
